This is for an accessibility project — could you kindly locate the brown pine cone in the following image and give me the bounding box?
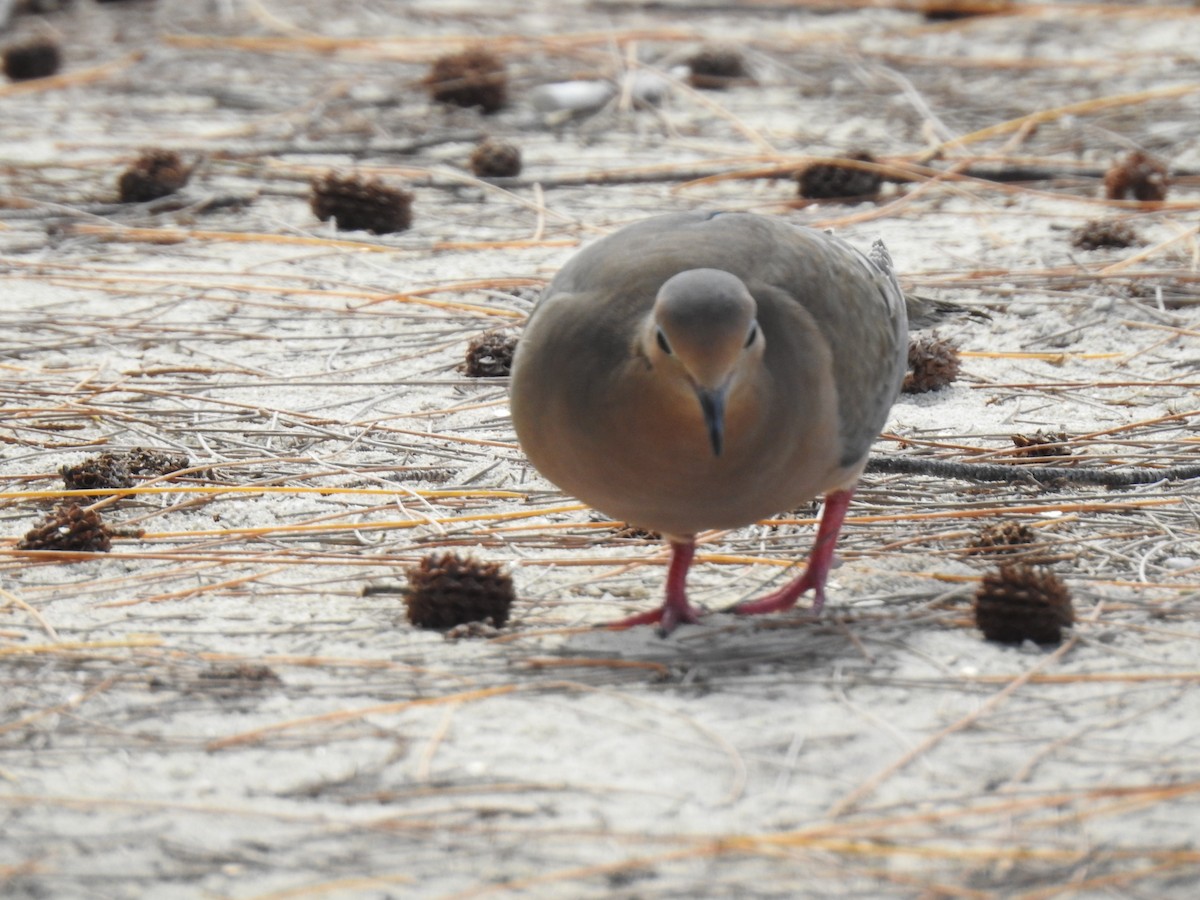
[18,503,113,552]
[424,47,507,114]
[3,39,61,82]
[1104,151,1169,202]
[796,152,881,201]
[469,138,522,178]
[118,150,191,203]
[903,334,961,393]
[310,172,413,234]
[685,45,748,89]
[974,564,1073,644]
[1070,219,1139,251]
[404,552,515,629]
[462,332,518,377]
[1011,431,1071,458]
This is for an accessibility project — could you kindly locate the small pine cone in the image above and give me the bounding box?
[902,334,961,393]
[1104,151,1169,202]
[3,39,61,82]
[685,45,747,89]
[796,152,882,201]
[118,150,191,203]
[61,454,134,492]
[18,503,113,552]
[425,47,508,114]
[462,331,518,377]
[404,552,515,629]
[310,172,413,235]
[968,522,1036,556]
[1011,431,1071,458]
[469,138,522,178]
[974,564,1073,644]
[1070,219,1139,251]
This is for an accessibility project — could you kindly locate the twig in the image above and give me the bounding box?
[930,81,1200,158]
[210,131,486,159]
[207,683,560,751]
[0,675,119,737]
[415,701,461,782]
[0,587,58,640]
[866,455,1200,487]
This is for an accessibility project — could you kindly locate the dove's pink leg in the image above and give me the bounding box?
[732,489,854,616]
[607,539,703,636]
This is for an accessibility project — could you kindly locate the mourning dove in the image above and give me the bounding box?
[509,210,908,635]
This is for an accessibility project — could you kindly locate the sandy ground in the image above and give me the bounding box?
[3,1,1200,897]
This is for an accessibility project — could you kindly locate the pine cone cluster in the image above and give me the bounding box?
[310,172,413,234]
[462,331,518,377]
[903,334,961,393]
[118,149,191,203]
[974,564,1073,644]
[18,503,113,552]
[425,47,508,114]
[404,552,515,629]
[796,152,881,201]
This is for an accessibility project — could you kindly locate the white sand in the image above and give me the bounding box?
[2,2,1200,897]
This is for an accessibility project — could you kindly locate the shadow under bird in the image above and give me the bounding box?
[509,210,908,635]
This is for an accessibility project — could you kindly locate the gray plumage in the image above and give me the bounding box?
[511,210,906,537]
[509,210,907,631]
